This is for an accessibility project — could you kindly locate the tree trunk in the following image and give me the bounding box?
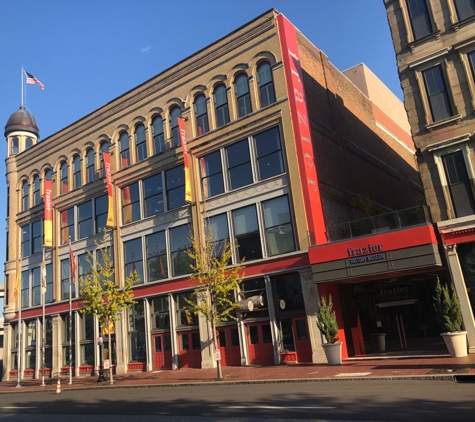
[211,318,223,380]
[108,321,114,384]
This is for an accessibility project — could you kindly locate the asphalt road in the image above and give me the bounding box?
[0,379,473,421]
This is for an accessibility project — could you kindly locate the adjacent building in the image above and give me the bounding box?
[3,9,428,381]
[385,0,475,353]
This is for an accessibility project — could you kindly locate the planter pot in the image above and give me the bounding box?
[441,331,468,358]
[322,342,342,365]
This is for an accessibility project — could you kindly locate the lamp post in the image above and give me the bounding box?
[97,336,106,382]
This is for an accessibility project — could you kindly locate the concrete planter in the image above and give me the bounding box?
[322,342,342,365]
[441,331,468,358]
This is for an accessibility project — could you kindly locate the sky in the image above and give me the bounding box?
[0,0,400,277]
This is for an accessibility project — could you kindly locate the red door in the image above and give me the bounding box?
[293,317,312,363]
[152,333,172,370]
[247,322,274,365]
[178,330,201,368]
[217,326,241,366]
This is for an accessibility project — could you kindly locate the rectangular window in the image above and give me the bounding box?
[146,231,168,281]
[407,0,432,40]
[249,326,259,344]
[32,220,42,255]
[124,238,143,284]
[263,196,295,256]
[170,225,193,277]
[442,150,475,217]
[61,208,75,244]
[254,127,284,180]
[143,173,164,217]
[129,301,146,362]
[151,296,170,329]
[78,253,91,284]
[122,182,140,224]
[226,140,253,190]
[166,166,186,210]
[78,201,93,239]
[21,224,31,257]
[233,205,262,262]
[61,258,76,300]
[176,292,198,326]
[45,263,53,304]
[454,0,475,21]
[207,213,229,259]
[32,266,41,306]
[21,270,29,308]
[200,151,224,199]
[95,195,108,235]
[423,65,453,122]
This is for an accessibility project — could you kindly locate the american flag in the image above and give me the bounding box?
[25,71,45,90]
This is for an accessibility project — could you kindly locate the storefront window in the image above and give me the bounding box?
[151,296,170,329]
[129,301,146,362]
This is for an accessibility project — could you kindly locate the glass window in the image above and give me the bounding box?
[61,208,75,244]
[124,238,143,284]
[122,182,140,224]
[194,94,209,136]
[61,258,76,300]
[78,200,93,239]
[21,270,29,308]
[423,65,453,122]
[95,194,108,235]
[166,165,186,210]
[407,0,432,40]
[73,155,81,189]
[146,231,168,281]
[78,253,91,285]
[200,151,224,199]
[249,326,259,344]
[119,132,130,168]
[32,220,42,255]
[257,61,276,107]
[273,272,304,314]
[176,292,198,326]
[143,173,164,217]
[263,196,295,256]
[442,150,475,217]
[234,73,252,118]
[207,213,229,259]
[45,263,53,304]
[22,180,29,211]
[152,115,165,154]
[454,0,475,21]
[170,106,181,148]
[214,84,230,127]
[80,313,94,365]
[12,136,19,154]
[60,161,69,194]
[151,296,170,329]
[255,127,284,180]
[44,168,52,181]
[233,205,262,261]
[86,148,95,183]
[21,224,31,257]
[135,123,147,162]
[25,138,33,149]
[32,266,41,306]
[32,175,40,206]
[100,142,109,178]
[226,139,253,190]
[170,225,193,277]
[129,301,146,362]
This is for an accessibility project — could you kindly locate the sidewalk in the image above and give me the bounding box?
[2,352,475,393]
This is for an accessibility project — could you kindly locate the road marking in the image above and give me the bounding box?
[0,407,37,409]
[220,405,336,410]
[335,372,371,377]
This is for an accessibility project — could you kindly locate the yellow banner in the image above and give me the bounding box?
[103,152,114,227]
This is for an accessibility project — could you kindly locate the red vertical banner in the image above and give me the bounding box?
[44,180,53,247]
[277,14,327,245]
[103,152,114,227]
[178,116,192,203]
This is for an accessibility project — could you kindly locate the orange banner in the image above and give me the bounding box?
[178,116,192,203]
[103,152,114,227]
[44,180,53,247]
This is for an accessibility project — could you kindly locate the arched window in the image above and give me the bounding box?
[86,148,95,183]
[119,132,130,168]
[257,61,276,107]
[100,142,109,178]
[135,123,147,162]
[22,180,29,211]
[194,94,209,136]
[73,155,81,189]
[152,115,165,154]
[234,73,252,118]
[60,161,69,194]
[25,137,33,149]
[214,84,230,128]
[44,168,52,181]
[32,175,40,206]
[12,137,19,154]
[170,106,181,148]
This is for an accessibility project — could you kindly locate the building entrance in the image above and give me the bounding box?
[152,333,172,370]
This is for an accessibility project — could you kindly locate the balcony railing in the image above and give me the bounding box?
[326,205,432,242]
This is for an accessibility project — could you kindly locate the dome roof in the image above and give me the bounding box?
[4,106,39,138]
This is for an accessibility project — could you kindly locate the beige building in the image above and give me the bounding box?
[385,0,475,353]
[3,9,422,381]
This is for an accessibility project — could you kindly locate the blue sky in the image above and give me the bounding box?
[0,0,399,272]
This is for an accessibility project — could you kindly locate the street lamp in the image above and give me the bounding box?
[97,336,106,382]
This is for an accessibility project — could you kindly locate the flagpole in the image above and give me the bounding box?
[69,238,73,385]
[16,257,22,388]
[21,65,24,108]
[41,247,46,387]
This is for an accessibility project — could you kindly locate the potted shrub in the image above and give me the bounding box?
[433,278,467,358]
[316,294,342,365]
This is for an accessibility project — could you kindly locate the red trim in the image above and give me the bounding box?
[440,227,475,245]
[309,225,438,264]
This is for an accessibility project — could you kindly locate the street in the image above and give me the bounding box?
[0,379,473,421]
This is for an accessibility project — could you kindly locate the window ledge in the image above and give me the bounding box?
[408,30,441,51]
[425,114,462,131]
[452,15,475,32]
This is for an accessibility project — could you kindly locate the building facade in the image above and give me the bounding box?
[3,9,425,381]
[385,0,475,353]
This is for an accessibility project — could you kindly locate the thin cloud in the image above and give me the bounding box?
[141,46,151,53]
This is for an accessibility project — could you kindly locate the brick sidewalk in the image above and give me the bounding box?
[2,353,475,393]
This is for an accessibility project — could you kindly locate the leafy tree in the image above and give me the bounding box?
[185,223,245,380]
[78,232,138,384]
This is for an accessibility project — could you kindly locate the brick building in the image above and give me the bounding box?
[2,9,427,381]
[385,0,475,354]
